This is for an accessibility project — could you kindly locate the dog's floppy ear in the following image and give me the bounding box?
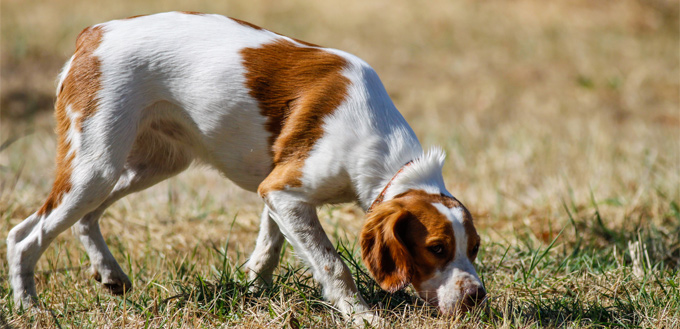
[360,201,414,293]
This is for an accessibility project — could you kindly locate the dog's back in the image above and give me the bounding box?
[55,12,415,194]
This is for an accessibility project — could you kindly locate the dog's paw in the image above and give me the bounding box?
[351,312,386,328]
[13,293,40,311]
[103,280,132,295]
[92,269,132,295]
[244,265,274,293]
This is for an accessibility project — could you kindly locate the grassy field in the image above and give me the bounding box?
[1,0,679,328]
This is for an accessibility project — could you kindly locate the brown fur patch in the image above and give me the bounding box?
[361,190,480,291]
[231,16,320,47]
[230,17,263,30]
[241,39,349,195]
[37,25,104,216]
[360,205,414,292]
[124,14,148,20]
[179,11,204,15]
[63,25,104,129]
[395,189,480,261]
[273,33,321,48]
[465,217,481,261]
[287,37,320,48]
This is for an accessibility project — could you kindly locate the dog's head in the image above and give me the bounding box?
[360,189,485,314]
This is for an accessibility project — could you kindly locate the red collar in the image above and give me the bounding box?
[367,160,414,213]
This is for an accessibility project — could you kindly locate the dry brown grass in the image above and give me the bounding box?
[1,0,679,328]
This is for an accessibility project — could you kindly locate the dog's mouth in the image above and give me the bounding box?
[419,286,488,315]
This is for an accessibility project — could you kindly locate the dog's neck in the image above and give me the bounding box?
[343,66,449,210]
[356,147,450,211]
[366,160,414,213]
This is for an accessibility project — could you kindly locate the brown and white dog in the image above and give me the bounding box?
[6,12,485,323]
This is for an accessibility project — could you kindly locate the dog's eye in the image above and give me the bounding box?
[471,243,480,256]
[428,244,445,255]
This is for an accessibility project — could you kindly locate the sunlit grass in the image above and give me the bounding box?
[1,210,678,328]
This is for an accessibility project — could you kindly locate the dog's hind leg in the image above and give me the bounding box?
[244,207,285,289]
[7,25,140,305]
[72,115,193,295]
[6,114,137,307]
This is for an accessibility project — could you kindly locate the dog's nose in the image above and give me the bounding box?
[462,285,486,309]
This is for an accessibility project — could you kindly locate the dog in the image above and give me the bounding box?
[6,11,486,323]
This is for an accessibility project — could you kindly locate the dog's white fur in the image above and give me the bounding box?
[6,12,484,323]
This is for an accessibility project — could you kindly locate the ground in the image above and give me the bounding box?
[1,0,678,328]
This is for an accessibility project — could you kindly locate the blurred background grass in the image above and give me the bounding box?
[2,0,676,243]
[1,0,679,327]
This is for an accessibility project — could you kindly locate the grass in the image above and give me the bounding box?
[1,0,679,328]
[0,216,677,328]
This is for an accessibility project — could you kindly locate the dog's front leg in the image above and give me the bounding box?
[262,190,381,325]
